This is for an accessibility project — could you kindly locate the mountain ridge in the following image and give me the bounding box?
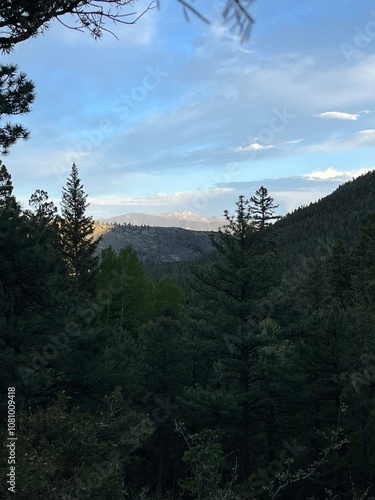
[100,211,225,231]
[95,171,375,265]
[94,223,215,263]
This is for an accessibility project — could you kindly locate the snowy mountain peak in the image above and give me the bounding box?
[100,211,225,231]
[180,210,197,217]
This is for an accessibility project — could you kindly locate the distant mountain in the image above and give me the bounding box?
[95,171,375,266]
[94,223,215,263]
[101,211,225,231]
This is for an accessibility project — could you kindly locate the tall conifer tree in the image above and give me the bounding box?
[60,163,99,295]
[184,192,283,481]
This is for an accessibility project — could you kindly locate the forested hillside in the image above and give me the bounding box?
[276,170,375,263]
[146,171,375,284]
[1,165,375,499]
[94,223,215,263]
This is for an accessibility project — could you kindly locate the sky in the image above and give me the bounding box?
[2,0,375,218]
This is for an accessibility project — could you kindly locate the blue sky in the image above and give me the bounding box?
[3,0,375,218]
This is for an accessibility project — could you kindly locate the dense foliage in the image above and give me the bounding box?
[276,170,375,265]
[1,166,375,499]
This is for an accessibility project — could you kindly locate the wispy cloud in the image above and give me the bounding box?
[312,111,359,120]
[233,143,275,152]
[233,139,303,153]
[89,187,234,207]
[306,129,375,153]
[282,138,304,145]
[302,166,373,180]
[354,129,375,145]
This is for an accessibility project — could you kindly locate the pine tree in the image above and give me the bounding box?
[0,165,75,405]
[184,193,283,481]
[223,194,254,238]
[0,161,18,211]
[28,189,57,222]
[60,163,99,295]
[0,64,35,154]
[250,186,280,230]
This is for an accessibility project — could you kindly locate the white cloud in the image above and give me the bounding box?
[282,138,304,145]
[233,143,275,152]
[303,166,345,180]
[233,139,302,153]
[312,111,359,120]
[303,166,372,180]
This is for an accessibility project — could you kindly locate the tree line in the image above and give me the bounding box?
[1,163,375,498]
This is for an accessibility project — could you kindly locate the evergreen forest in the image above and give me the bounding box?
[1,162,375,499]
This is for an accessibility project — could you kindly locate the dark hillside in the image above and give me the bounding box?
[95,223,215,263]
[275,170,375,262]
